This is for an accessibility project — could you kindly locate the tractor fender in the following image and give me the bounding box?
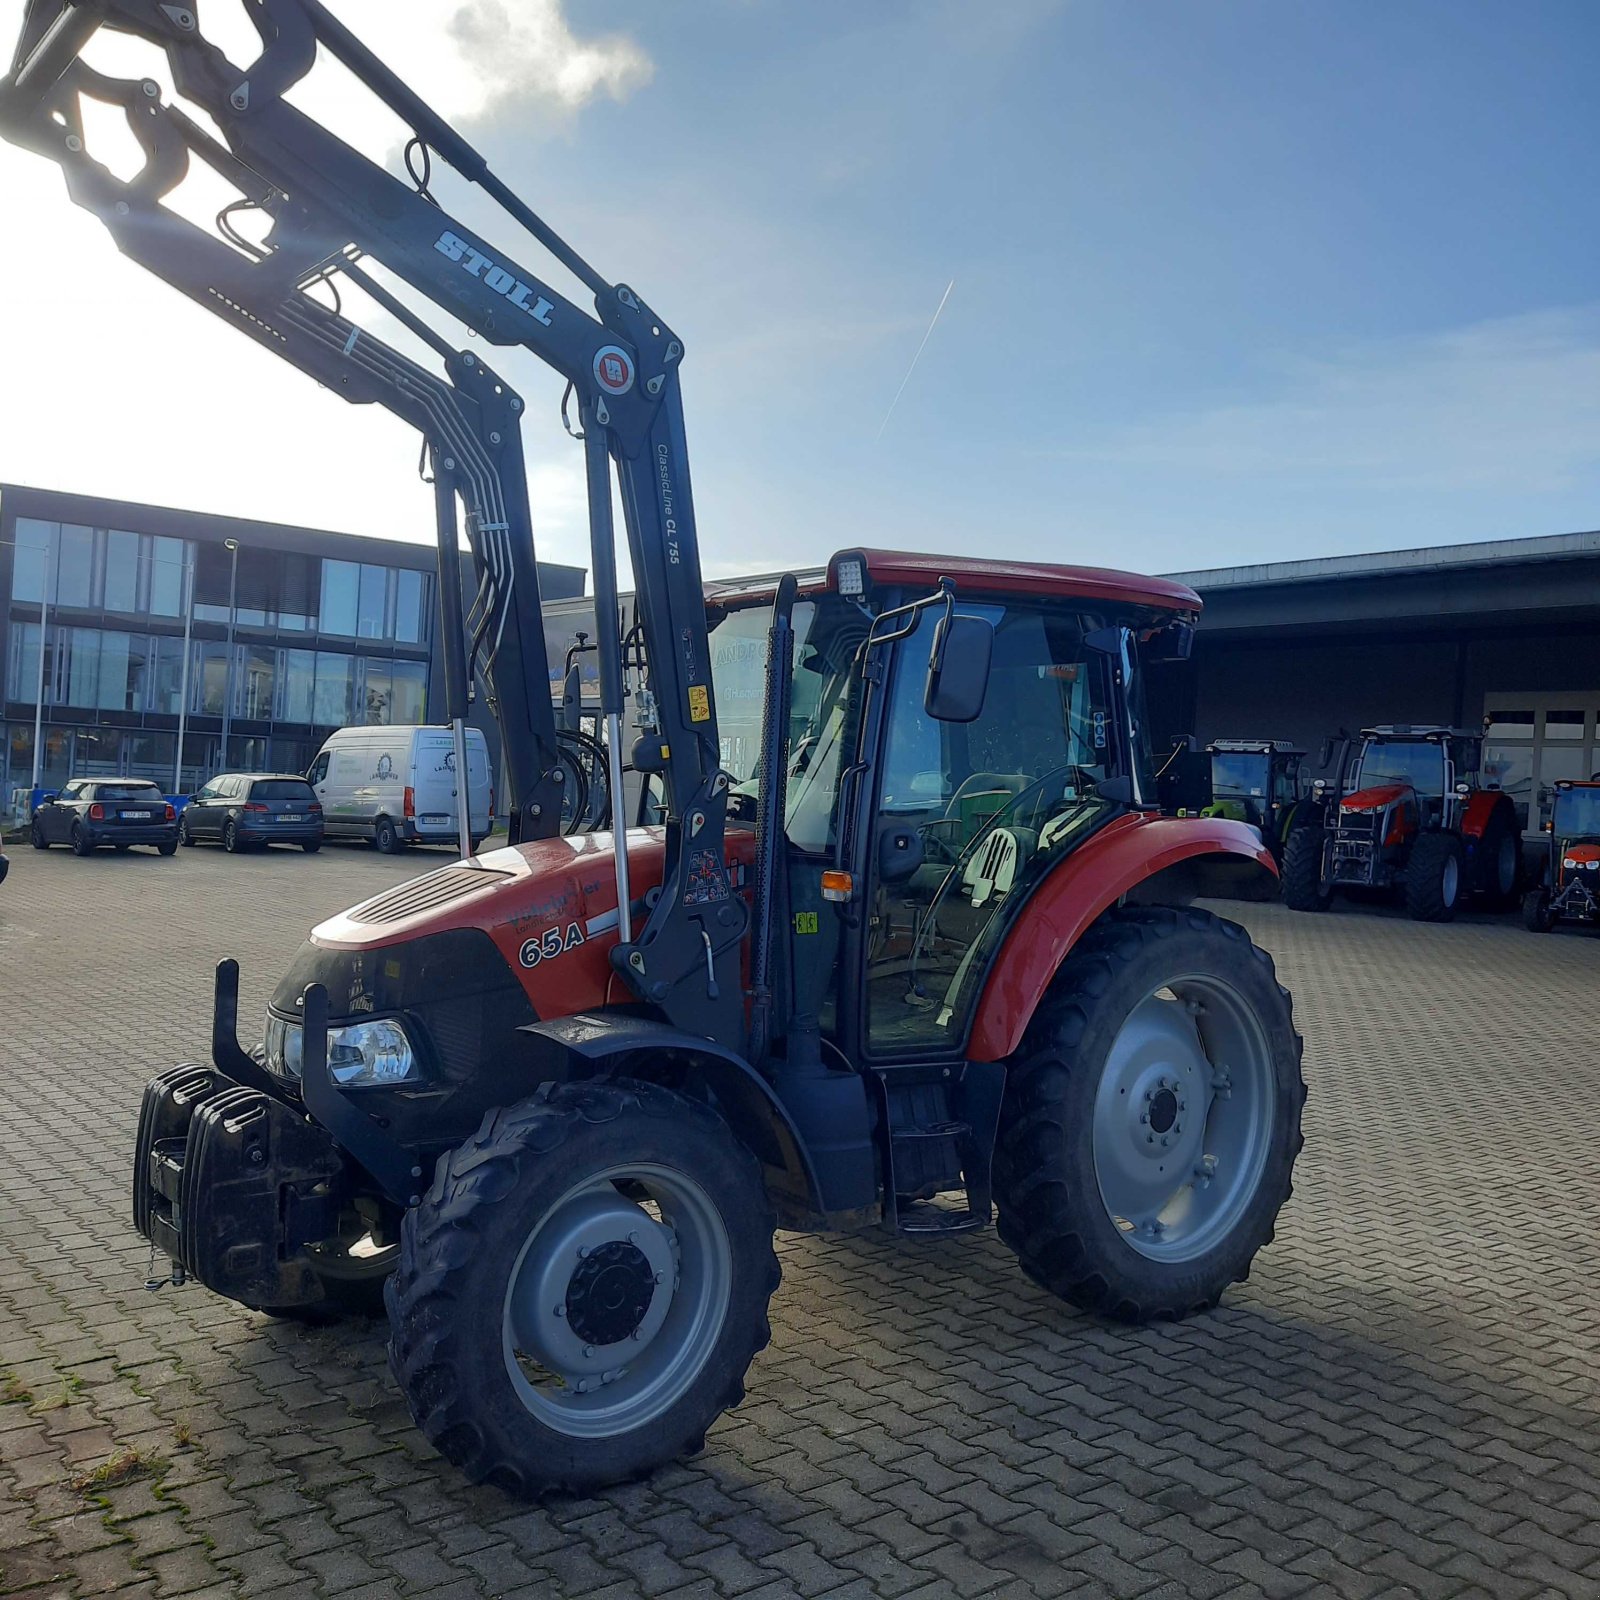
[967,814,1275,1062]
[1460,788,1513,840]
[518,1012,827,1225]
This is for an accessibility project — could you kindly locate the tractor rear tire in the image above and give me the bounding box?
[386,1080,779,1496]
[1477,809,1522,909]
[1522,888,1555,933]
[1404,831,1463,922]
[1280,827,1331,912]
[992,906,1305,1324]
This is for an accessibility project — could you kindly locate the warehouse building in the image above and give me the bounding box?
[0,483,583,805]
[1164,531,1600,836]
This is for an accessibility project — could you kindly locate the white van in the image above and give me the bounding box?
[307,726,492,853]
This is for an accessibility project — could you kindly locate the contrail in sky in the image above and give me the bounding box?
[875,278,955,441]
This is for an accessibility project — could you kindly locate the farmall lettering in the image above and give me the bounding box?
[434,231,554,326]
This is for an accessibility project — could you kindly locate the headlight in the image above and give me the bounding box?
[262,1012,423,1087]
[327,1018,422,1086]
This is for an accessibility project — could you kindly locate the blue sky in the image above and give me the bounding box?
[4,0,1599,579]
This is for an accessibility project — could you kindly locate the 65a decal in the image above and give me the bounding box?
[519,922,586,968]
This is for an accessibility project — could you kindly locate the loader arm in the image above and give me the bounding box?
[1,0,745,1045]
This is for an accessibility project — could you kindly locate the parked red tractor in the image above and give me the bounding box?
[1522,780,1600,933]
[1282,726,1521,921]
[3,1,1307,1496]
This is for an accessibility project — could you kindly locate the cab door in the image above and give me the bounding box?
[856,601,1121,1058]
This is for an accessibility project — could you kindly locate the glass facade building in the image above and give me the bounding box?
[0,485,581,802]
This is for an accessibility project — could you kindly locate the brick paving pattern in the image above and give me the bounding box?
[1,842,1597,1598]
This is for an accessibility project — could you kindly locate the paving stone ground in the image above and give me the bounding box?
[1,840,1597,1600]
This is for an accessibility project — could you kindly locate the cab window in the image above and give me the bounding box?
[866,602,1118,1053]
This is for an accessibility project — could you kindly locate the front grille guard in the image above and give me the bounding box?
[210,960,415,1204]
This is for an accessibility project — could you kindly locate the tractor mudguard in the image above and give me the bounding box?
[518,1013,831,1227]
[1460,789,1513,840]
[966,814,1275,1062]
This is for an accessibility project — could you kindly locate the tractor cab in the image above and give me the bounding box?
[1523,780,1600,932]
[1203,740,1305,860]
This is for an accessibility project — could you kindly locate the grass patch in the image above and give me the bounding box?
[33,1374,85,1412]
[0,1371,31,1406]
[69,1445,165,1495]
[172,1421,194,1449]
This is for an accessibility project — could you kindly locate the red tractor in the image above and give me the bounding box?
[1282,726,1521,921]
[1522,780,1600,933]
[4,3,1305,1496]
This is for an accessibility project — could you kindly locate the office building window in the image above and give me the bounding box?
[10,518,53,604]
[55,525,95,608]
[314,652,354,725]
[236,645,275,721]
[147,536,189,617]
[193,641,229,715]
[6,622,41,702]
[150,637,186,715]
[390,660,427,724]
[320,560,360,636]
[394,568,427,644]
[103,531,141,612]
[357,563,388,639]
[96,631,135,711]
[277,649,315,722]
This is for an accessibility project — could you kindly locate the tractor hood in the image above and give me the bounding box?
[1340,783,1410,814]
[303,828,757,1027]
[1559,840,1600,871]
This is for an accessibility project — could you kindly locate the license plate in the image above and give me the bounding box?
[420,814,449,825]
[122,810,151,819]
[279,814,302,822]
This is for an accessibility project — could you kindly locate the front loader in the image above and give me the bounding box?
[3,1,1306,1495]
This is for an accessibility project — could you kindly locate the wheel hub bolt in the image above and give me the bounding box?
[554,1305,565,1318]
[1139,1113,1149,1125]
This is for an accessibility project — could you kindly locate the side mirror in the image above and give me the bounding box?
[40,790,58,804]
[924,611,993,723]
[1142,619,1195,662]
[1318,738,1333,769]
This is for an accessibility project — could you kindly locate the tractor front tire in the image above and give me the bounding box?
[386,1080,780,1496]
[1404,831,1463,922]
[1522,888,1555,933]
[1280,827,1331,912]
[992,906,1305,1324]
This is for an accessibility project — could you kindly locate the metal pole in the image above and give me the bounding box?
[583,422,631,942]
[28,528,56,791]
[173,551,194,793]
[219,538,239,764]
[451,716,472,861]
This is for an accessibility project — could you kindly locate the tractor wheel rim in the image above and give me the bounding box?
[501,1162,731,1438]
[1092,973,1276,1264]
[1442,855,1460,905]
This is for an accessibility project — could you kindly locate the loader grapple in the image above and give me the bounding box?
[134,1064,344,1309]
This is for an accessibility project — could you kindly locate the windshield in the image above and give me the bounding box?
[1211,753,1268,799]
[1355,740,1445,796]
[1554,786,1600,838]
[708,594,867,854]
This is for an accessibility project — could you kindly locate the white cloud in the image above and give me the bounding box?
[447,1,653,115]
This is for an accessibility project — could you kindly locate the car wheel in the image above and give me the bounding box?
[30,818,49,851]
[178,814,195,847]
[71,823,94,857]
[158,841,178,857]
[302,841,322,854]
[223,819,241,854]
[373,816,403,854]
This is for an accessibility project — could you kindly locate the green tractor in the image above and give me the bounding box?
[1202,741,1310,866]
